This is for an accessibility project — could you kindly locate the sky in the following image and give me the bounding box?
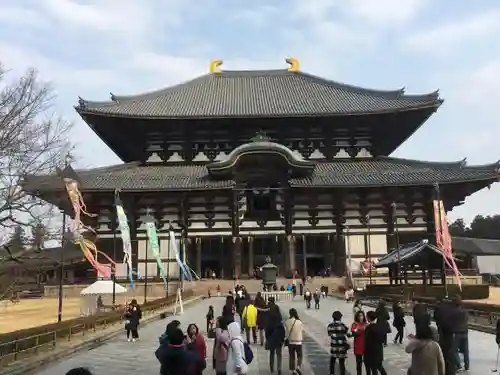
[0,0,499,224]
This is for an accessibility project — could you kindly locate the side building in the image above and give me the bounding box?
[22,59,500,280]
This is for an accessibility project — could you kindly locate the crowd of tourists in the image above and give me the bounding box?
[61,286,500,375]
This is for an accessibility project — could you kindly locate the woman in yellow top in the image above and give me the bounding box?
[242,300,258,345]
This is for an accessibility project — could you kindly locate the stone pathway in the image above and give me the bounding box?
[279,296,500,374]
[31,297,314,375]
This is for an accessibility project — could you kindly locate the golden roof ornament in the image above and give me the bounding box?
[210,59,223,73]
[286,57,300,72]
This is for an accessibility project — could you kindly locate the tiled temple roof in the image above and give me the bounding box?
[76,69,442,118]
[23,157,500,192]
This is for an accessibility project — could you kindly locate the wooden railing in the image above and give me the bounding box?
[0,291,193,367]
[250,291,294,302]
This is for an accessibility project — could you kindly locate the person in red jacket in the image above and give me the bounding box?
[186,323,207,375]
[351,310,368,375]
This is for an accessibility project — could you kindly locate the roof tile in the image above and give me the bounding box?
[23,157,500,192]
[77,70,442,118]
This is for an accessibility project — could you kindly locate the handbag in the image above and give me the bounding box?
[284,320,296,347]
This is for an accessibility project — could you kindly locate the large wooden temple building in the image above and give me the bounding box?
[23,58,500,280]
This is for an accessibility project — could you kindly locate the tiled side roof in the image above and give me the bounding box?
[76,70,442,118]
[22,157,500,192]
[452,237,500,255]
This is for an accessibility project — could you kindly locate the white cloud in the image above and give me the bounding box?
[0,5,49,27]
[405,10,500,52]
[41,0,153,34]
[343,0,428,25]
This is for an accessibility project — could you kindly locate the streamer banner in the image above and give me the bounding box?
[433,199,462,289]
[145,220,168,288]
[114,193,134,288]
[58,167,115,278]
[168,230,195,281]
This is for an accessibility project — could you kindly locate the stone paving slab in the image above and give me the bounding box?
[30,296,314,375]
[279,296,500,374]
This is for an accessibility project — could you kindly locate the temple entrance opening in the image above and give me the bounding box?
[201,260,220,279]
[306,257,327,277]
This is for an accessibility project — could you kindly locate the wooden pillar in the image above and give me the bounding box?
[385,202,397,252]
[335,200,346,277]
[288,235,296,272]
[231,190,241,279]
[219,236,225,279]
[195,237,202,277]
[284,189,293,274]
[248,237,254,277]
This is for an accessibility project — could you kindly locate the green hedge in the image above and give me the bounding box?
[0,290,193,361]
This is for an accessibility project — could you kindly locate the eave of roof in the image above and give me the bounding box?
[452,236,500,256]
[74,69,443,119]
[21,156,500,193]
[375,240,444,267]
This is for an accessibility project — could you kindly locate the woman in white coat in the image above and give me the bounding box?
[226,321,249,375]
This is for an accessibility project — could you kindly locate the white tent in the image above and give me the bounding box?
[80,280,127,316]
[80,280,127,295]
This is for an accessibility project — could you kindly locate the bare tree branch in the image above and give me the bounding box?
[0,61,73,234]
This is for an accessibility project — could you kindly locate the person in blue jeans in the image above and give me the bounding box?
[453,297,469,371]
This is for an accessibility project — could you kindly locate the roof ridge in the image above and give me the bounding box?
[75,162,140,174]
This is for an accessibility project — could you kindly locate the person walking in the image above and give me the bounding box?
[226,321,249,375]
[265,304,285,374]
[125,299,142,342]
[284,308,304,375]
[452,297,469,371]
[364,311,387,375]
[254,292,268,346]
[351,310,368,375]
[392,301,406,345]
[405,323,445,375]
[374,300,390,346]
[327,310,349,375]
[213,317,230,375]
[242,299,258,345]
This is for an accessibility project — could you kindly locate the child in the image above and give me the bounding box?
[207,305,215,335]
[327,310,349,375]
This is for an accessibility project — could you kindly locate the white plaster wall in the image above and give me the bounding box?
[346,234,365,256]
[369,233,388,254]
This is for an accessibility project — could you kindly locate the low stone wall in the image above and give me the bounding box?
[353,275,482,289]
[44,282,178,299]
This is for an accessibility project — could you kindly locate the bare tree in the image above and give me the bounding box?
[0,61,73,232]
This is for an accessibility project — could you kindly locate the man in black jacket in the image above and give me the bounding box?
[155,328,198,375]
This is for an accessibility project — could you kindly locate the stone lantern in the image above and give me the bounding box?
[260,256,278,291]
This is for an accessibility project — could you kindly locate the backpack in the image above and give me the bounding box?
[231,338,254,364]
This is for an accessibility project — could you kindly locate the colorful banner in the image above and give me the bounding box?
[145,218,168,289]
[433,199,462,289]
[114,192,134,288]
[58,166,115,278]
[168,230,197,281]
